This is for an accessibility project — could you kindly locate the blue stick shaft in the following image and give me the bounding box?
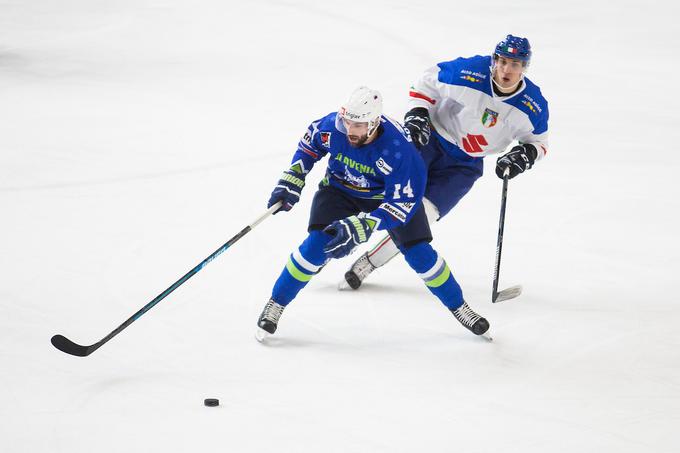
[52,202,281,356]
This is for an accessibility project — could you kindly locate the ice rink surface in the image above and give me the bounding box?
[1,1,679,451]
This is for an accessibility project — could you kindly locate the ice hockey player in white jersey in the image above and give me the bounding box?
[342,34,549,290]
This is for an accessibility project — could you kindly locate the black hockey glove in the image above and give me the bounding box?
[495,144,538,179]
[404,107,431,149]
[323,215,375,259]
[268,169,305,214]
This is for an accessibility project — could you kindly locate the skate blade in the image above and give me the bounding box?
[493,285,523,303]
[337,279,351,291]
[255,328,270,343]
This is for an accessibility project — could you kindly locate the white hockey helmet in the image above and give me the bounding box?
[338,86,383,135]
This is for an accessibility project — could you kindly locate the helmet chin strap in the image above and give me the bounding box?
[492,73,524,94]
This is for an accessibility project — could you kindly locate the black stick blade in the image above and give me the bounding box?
[51,334,92,357]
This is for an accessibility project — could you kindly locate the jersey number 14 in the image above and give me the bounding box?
[393,181,414,199]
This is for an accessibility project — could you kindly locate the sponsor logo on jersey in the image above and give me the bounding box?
[376,157,392,175]
[461,75,483,83]
[402,127,413,142]
[460,69,486,82]
[379,203,407,222]
[521,100,536,114]
[395,202,415,213]
[302,130,312,145]
[481,108,498,128]
[320,132,331,148]
[521,94,542,114]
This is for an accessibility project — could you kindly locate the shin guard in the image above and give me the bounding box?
[401,242,464,309]
[271,230,330,306]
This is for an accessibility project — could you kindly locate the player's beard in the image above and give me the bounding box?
[347,133,369,147]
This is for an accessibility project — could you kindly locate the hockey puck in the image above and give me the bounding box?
[204,398,219,407]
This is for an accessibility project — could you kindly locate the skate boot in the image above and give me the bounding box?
[342,252,376,290]
[256,299,285,342]
[450,301,490,336]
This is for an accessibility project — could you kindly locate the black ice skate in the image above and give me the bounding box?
[341,252,376,290]
[256,299,285,342]
[450,301,490,337]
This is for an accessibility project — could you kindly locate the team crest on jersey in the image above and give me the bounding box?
[320,132,331,148]
[481,108,498,128]
[344,167,370,188]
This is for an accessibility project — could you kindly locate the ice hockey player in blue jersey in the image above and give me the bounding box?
[256,87,490,341]
[343,34,550,290]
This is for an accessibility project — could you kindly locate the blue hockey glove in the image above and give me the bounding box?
[404,107,431,149]
[323,215,375,259]
[495,144,538,179]
[268,169,306,214]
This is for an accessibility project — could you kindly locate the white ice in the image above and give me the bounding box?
[1,1,679,452]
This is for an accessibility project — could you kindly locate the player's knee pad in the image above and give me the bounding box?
[297,230,331,268]
[400,241,438,274]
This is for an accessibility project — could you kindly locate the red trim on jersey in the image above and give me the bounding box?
[409,91,436,105]
[368,236,393,258]
[540,145,548,156]
[299,144,318,159]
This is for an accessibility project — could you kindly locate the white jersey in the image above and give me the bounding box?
[407,55,549,160]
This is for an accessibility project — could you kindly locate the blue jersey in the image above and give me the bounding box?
[289,112,426,231]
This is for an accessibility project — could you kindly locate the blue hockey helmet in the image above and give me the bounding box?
[494,35,531,64]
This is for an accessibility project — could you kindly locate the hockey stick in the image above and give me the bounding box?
[492,169,522,303]
[51,201,282,357]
